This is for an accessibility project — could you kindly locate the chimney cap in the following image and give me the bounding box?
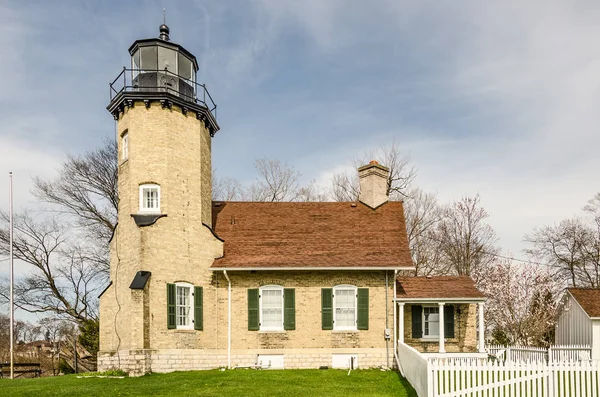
[358,161,390,173]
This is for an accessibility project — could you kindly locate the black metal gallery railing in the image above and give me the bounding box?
[109,67,217,119]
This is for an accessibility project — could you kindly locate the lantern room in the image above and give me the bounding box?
[128,24,198,101]
[107,23,219,135]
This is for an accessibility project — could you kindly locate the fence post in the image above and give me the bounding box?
[548,346,552,364]
[506,347,511,364]
[427,359,434,397]
[548,361,555,397]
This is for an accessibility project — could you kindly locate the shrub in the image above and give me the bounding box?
[58,359,74,374]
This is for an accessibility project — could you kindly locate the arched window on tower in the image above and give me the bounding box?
[121,131,129,161]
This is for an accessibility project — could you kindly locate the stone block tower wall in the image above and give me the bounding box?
[99,101,223,355]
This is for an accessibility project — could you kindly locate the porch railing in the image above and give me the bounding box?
[397,342,431,397]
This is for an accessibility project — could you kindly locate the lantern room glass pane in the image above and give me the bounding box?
[140,46,158,71]
[158,46,177,74]
[132,50,140,69]
[178,53,192,80]
[131,50,140,80]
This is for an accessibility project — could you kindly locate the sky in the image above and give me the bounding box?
[1,0,600,317]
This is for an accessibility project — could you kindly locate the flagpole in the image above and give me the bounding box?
[9,172,14,379]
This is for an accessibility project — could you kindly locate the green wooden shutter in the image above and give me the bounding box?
[357,288,369,330]
[283,288,296,330]
[321,288,333,330]
[248,289,259,331]
[444,305,455,338]
[411,305,422,338]
[194,286,203,331]
[167,283,176,329]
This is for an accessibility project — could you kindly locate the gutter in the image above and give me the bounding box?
[394,297,487,303]
[211,266,415,272]
[223,270,232,369]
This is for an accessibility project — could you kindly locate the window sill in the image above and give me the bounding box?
[258,330,286,334]
[173,329,196,333]
[332,330,359,333]
[131,213,167,227]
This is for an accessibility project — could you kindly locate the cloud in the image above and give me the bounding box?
[1,0,599,264]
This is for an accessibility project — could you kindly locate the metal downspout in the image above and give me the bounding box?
[393,269,398,369]
[385,270,389,368]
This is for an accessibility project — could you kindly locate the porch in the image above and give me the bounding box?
[394,276,487,357]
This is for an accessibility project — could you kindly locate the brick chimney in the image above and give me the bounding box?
[358,160,390,209]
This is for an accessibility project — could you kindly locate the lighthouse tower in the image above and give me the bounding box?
[98,24,224,374]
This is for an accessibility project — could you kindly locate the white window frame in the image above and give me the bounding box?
[259,285,284,331]
[139,184,161,214]
[175,282,194,330]
[121,132,129,161]
[333,285,357,331]
[422,305,440,339]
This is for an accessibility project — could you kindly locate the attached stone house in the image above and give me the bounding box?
[98,24,485,375]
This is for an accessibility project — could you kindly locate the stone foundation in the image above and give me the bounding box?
[98,348,392,376]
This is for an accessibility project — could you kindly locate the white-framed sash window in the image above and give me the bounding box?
[121,131,129,161]
[259,285,283,331]
[139,184,161,213]
[334,285,357,330]
[423,306,440,338]
[175,282,193,330]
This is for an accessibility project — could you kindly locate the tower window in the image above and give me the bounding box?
[121,132,129,161]
[139,184,161,213]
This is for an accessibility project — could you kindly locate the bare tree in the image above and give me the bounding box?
[247,158,303,202]
[213,169,244,201]
[0,315,44,361]
[295,180,329,202]
[525,218,599,288]
[330,141,417,201]
[0,212,102,323]
[434,195,500,278]
[32,139,118,274]
[403,188,445,275]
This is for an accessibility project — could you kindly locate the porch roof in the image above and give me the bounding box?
[395,276,486,303]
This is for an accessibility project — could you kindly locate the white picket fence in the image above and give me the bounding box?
[431,359,600,397]
[397,342,599,397]
[486,344,592,363]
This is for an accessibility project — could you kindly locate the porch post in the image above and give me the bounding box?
[438,302,445,353]
[478,302,485,353]
[398,302,405,344]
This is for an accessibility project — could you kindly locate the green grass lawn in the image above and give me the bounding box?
[1,369,417,397]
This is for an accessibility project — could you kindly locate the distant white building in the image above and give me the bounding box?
[555,288,600,361]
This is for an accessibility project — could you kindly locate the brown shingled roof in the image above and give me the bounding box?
[211,201,414,269]
[568,288,600,318]
[396,276,486,300]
